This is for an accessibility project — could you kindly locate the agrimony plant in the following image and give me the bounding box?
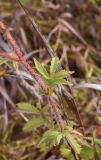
[34,57,72,95]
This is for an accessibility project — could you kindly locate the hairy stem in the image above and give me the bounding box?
[0,21,65,130]
[0,53,19,61]
[49,96,64,130]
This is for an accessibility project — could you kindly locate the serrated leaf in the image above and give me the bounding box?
[23,118,45,132]
[53,78,71,86]
[41,76,52,86]
[56,70,72,79]
[50,57,59,74]
[66,133,81,154]
[71,130,89,147]
[34,59,49,78]
[60,146,73,159]
[63,128,82,154]
[40,130,63,147]
[17,102,39,114]
[81,146,94,160]
[42,76,71,89]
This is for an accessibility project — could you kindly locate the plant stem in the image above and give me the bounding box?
[0,21,65,130]
[49,96,64,130]
[0,53,19,61]
[6,31,48,94]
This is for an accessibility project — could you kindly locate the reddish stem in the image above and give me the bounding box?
[6,32,48,94]
[0,21,65,130]
[0,53,19,61]
[49,96,65,130]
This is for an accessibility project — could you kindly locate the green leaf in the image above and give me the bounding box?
[23,118,45,132]
[41,76,51,86]
[67,133,81,154]
[60,145,73,159]
[34,59,49,78]
[2,122,15,144]
[17,102,39,114]
[40,129,63,147]
[42,76,71,90]
[53,78,71,86]
[81,146,94,160]
[42,76,56,88]
[63,128,82,154]
[55,70,72,79]
[50,57,59,74]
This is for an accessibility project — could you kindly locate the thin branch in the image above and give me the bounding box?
[0,53,19,61]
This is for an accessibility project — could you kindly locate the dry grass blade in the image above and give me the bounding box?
[0,85,28,122]
[3,100,8,134]
[58,18,88,46]
[59,18,100,55]
[73,83,101,91]
[17,0,55,58]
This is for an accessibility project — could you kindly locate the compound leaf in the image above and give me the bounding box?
[56,70,72,79]
[23,118,45,132]
[34,59,49,78]
[40,129,63,147]
[17,102,39,114]
[50,57,59,74]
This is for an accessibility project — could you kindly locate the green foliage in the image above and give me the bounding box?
[85,136,101,146]
[0,56,19,74]
[98,147,101,158]
[63,128,82,154]
[23,118,45,132]
[60,145,94,160]
[34,57,72,94]
[55,70,71,79]
[40,129,63,148]
[34,59,49,79]
[39,126,83,156]
[17,102,39,114]
[0,58,9,65]
[21,0,32,5]
[81,146,94,160]
[1,121,15,144]
[17,58,96,159]
[60,145,73,159]
[17,102,50,132]
[50,57,59,74]
[0,53,17,66]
